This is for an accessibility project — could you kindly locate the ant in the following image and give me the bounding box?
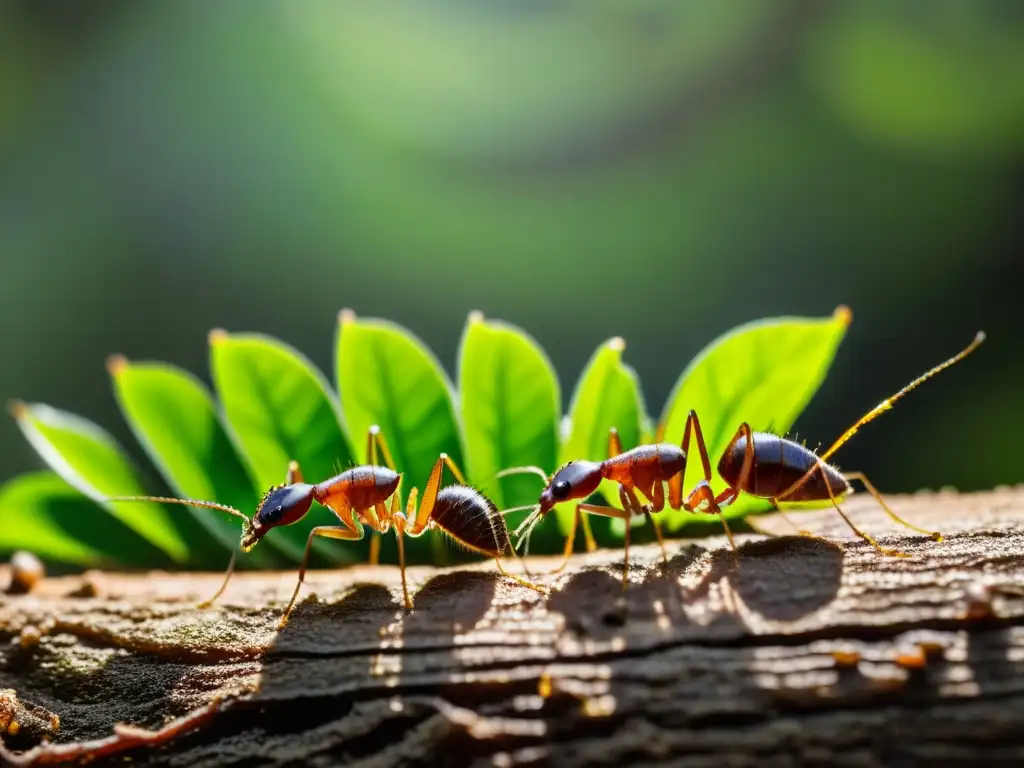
[109,426,545,627]
[500,330,985,591]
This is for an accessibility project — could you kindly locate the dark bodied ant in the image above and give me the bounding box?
[108,426,545,627]
[500,331,985,590]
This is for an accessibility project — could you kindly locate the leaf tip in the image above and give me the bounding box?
[467,309,485,325]
[105,354,129,376]
[208,328,229,345]
[338,308,357,326]
[608,336,626,352]
[833,305,853,327]
[6,399,27,420]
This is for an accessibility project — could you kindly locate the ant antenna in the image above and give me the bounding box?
[496,466,550,483]
[498,504,539,517]
[516,514,543,557]
[495,503,543,577]
[105,496,250,524]
[513,505,544,554]
[818,331,985,464]
[107,496,249,609]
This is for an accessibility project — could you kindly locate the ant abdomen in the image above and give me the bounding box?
[718,433,850,500]
[431,485,510,558]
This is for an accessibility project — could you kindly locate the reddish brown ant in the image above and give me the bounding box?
[501,330,985,589]
[497,426,682,591]
[109,426,544,627]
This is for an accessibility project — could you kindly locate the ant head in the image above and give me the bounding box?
[244,483,314,551]
[498,460,604,556]
[539,461,603,515]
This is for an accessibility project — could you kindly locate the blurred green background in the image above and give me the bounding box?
[1,0,1021,504]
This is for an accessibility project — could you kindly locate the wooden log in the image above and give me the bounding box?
[1,487,1023,767]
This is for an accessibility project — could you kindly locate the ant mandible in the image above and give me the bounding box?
[501,329,985,590]
[109,425,545,627]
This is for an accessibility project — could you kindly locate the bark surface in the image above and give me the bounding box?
[1,487,1024,767]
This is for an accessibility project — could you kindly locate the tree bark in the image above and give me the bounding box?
[1,487,1024,767]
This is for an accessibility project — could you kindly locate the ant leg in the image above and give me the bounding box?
[759,498,815,536]
[733,423,755,494]
[775,460,910,558]
[579,427,632,555]
[580,508,598,553]
[711,488,740,562]
[648,514,668,561]
[367,424,397,470]
[676,420,754,562]
[682,479,740,560]
[668,467,684,514]
[617,485,640,592]
[500,518,537,579]
[366,425,401,566]
[680,410,714,481]
[746,505,811,537]
[197,551,238,609]
[624,483,668,564]
[441,453,468,485]
[712,422,754,557]
[571,501,634,589]
[494,557,548,596]
[368,533,382,567]
[648,482,669,560]
[550,505,584,574]
[671,409,715,511]
[844,471,942,541]
[575,502,631,522]
[391,513,413,610]
[608,427,624,457]
[280,525,363,628]
[362,499,389,532]
[377,492,416,610]
[548,495,633,577]
[409,453,459,534]
[667,411,708,514]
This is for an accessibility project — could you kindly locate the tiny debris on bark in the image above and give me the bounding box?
[5,553,44,596]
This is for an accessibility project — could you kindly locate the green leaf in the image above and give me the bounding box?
[655,305,851,531]
[9,401,191,563]
[209,330,365,565]
[557,336,646,540]
[0,471,167,568]
[335,310,464,563]
[456,312,559,527]
[107,356,280,568]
